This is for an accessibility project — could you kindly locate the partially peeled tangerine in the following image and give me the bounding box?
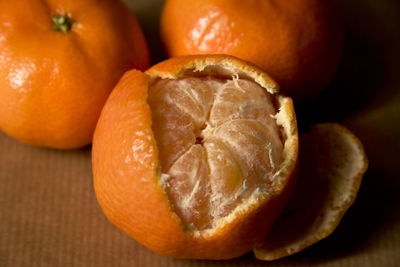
[92,55,367,260]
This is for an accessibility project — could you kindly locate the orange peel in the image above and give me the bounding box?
[254,123,368,260]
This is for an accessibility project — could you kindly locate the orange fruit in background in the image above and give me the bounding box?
[0,0,150,149]
[161,0,344,102]
[92,54,299,259]
[255,123,368,260]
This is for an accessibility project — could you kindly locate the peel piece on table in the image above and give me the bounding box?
[254,123,368,260]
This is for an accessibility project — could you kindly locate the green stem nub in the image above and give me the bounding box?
[51,13,75,33]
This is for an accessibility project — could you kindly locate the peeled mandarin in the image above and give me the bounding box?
[92,55,298,259]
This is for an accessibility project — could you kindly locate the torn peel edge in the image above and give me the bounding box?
[145,54,280,95]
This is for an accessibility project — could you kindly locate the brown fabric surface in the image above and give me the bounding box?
[1,0,400,266]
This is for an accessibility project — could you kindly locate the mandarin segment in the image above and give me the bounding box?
[205,138,248,221]
[152,77,215,130]
[205,137,244,208]
[149,102,195,171]
[212,119,283,179]
[209,79,278,129]
[163,144,211,230]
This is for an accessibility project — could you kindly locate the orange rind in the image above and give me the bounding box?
[254,123,368,260]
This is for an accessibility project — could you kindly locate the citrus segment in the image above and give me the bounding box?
[254,123,368,260]
[164,144,211,230]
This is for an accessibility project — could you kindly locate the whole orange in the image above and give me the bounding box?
[0,0,150,149]
[92,54,299,259]
[161,0,344,101]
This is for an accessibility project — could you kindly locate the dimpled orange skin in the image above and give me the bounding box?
[0,0,150,149]
[161,0,344,101]
[92,55,299,259]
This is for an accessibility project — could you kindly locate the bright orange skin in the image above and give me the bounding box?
[161,0,344,102]
[0,0,150,149]
[92,55,299,259]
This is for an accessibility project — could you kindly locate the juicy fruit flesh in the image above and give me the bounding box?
[148,76,283,231]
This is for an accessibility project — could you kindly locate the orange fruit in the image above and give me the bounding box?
[161,0,344,102]
[0,0,150,149]
[92,54,299,259]
[254,123,368,260]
